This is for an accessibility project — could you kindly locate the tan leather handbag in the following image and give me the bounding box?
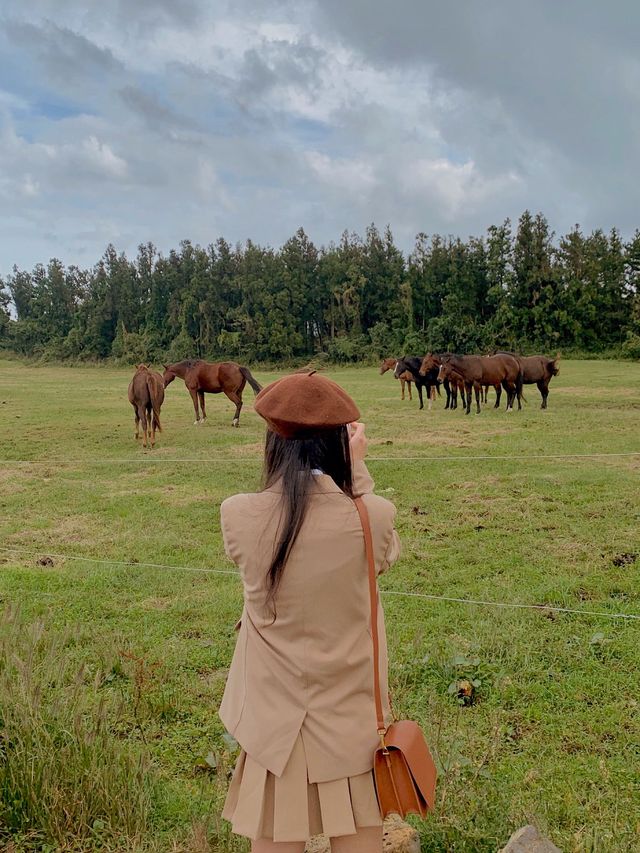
[354,497,438,820]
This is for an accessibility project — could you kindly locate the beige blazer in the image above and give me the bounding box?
[219,461,401,784]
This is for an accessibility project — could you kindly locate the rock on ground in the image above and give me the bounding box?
[500,825,562,853]
[305,813,420,853]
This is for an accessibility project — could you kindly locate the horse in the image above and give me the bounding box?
[128,364,165,448]
[420,352,499,410]
[437,354,523,414]
[419,353,457,409]
[496,353,560,408]
[380,357,413,401]
[163,360,262,427]
[393,356,440,410]
[419,352,476,410]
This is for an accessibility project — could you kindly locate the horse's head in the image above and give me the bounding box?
[393,360,405,379]
[162,364,177,387]
[550,354,561,376]
[379,358,396,375]
[437,362,450,382]
[419,353,438,376]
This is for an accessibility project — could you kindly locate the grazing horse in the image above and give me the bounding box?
[163,360,262,427]
[438,354,522,414]
[496,352,560,408]
[380,357,413,400]
[393,356,440,410]
[128,364,165,448]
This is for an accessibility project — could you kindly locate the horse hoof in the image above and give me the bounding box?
[232,419,239,428]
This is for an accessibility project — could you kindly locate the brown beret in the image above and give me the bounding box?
[254,371,360,438]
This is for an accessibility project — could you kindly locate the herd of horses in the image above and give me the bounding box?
[127,351,559,447]
[381,352,560,414]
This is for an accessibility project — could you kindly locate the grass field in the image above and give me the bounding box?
[1,358,639,853]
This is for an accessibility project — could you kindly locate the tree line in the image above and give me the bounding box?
[1,211,640,364]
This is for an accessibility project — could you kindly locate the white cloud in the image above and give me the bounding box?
[305,151,375,193]
[1,0,638,272]
[81,135,128,178]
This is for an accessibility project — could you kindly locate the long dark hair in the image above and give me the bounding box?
[263,426,354,608]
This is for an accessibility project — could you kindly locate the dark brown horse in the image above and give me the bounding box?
[418,352,475,410]
[163,360,262,427]
[394,356,440,410]
[380,357,413,400]
[438,354,522,414]
[497,353,560,408]
[420,352,498,410]
[128,364,164,448]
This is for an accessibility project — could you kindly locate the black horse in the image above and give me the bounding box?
[394,356,441,410]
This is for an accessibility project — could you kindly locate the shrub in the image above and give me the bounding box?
[621,333,640,360]
[326,334,371,363]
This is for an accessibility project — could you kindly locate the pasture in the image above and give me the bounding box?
[1,358,639,853]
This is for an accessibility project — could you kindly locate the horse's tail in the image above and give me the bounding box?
[240,366,262,395]
[147,375,163,432]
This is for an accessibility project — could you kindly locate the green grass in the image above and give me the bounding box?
[1,358,639,852]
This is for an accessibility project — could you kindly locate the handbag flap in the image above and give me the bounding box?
[384,720,437,808]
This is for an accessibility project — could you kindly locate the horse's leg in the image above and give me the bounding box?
[465,382,472,415]
[427,384,433,411]
[224,389,243,427]
[502,380,513,411]
[494,384,501,408]
[475,383,481,414]
[408,381,412,401]
[417,383,424,410]
[188,386,201,424]
[400,378,405,400]
[148,404,156,448]
[132,404,140,440]
[538,379,548,409]
[138,405,148,448]
[198,390,207,420]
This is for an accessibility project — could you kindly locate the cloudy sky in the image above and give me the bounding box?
[1,0,639,272]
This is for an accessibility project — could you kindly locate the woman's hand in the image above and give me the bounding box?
[348,421,368,461]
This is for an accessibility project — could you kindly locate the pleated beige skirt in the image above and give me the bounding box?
[222,732,382,842]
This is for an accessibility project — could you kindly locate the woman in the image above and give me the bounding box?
[219,371,401,853]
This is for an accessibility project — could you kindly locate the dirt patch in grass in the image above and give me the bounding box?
[139,596,173,610]
[160,489,215,508]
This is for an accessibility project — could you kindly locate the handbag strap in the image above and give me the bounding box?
[353,497,386,741]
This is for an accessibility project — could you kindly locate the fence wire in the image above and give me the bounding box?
[2,545,638,622]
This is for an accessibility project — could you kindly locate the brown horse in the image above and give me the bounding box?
[497,352,560,408]
[438,354,522,414]
[128,364,164,448]
[420,352,497,410]
[380,357,413,400]
[163,360,262,427]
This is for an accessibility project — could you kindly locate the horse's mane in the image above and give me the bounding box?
[172,359,202,369]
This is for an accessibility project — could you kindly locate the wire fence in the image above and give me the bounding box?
[2,545,638,622]
[1,450,639,466]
